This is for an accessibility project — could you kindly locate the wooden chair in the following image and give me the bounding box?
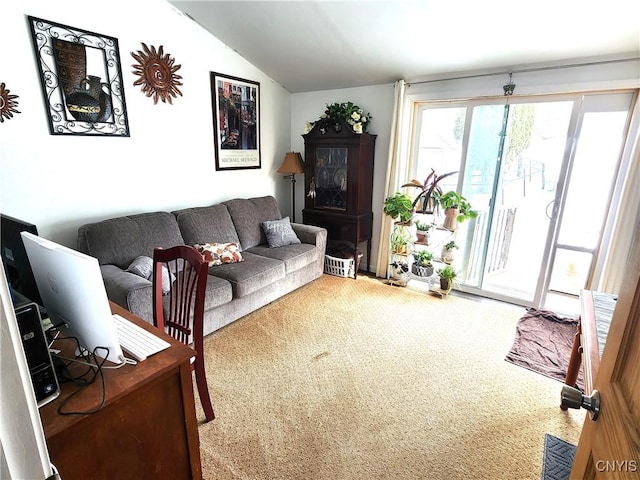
[152,245,215,422]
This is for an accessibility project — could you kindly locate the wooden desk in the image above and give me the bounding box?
[563,290,617,400]
[40,303,202,480]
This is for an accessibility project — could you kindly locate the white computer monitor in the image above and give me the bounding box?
[20,232,125,365]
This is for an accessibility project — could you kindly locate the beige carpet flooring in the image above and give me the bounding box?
[195,274,584,480]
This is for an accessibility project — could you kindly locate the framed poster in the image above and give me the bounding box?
[28,16,130,136]
[210,72,260,170]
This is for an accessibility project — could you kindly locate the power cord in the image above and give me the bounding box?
[47,329,138,415]
[50,336,109,416]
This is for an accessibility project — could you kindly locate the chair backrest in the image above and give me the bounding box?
[152,245,208,347]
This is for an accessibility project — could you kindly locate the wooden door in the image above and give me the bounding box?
[570,213,640,478]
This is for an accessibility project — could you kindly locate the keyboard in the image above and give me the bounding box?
[112,314,171,361]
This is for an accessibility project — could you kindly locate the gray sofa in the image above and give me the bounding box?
[77,196,327,336]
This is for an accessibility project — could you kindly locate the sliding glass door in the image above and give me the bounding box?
[411,92,635,310]
[543,93,635,311]
[461,100,574,304]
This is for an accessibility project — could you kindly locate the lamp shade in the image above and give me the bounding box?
[277,152,304,174]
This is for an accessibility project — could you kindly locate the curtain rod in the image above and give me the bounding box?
[407,56,640,86]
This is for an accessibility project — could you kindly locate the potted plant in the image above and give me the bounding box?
[384,192,414,272]
[441,240,458,264]
[414,220,432,244]
[389,259,410,284]
[411,249,434,277]
[401,169,458,214]
[305,101,373,134]
[383,192,414,224]
[390,225,412,254]
[436,264,457,293]
[435,190,478,231]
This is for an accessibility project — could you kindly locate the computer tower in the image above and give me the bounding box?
[15,302,59,407]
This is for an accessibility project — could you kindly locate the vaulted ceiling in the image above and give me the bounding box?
[170,0,640,93]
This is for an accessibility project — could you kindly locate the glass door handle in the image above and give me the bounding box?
[545,200,555,219]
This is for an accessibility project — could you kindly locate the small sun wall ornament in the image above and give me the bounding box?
[131,43,183,104]
[0,83,21,122]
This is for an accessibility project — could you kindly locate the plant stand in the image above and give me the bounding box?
[429,286,451,299]
[388,277,409,287]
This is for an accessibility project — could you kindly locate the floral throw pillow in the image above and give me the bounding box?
[261,217,301,248]
[194,242,244,266]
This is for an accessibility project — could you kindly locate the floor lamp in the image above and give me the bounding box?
[277,152,304,222]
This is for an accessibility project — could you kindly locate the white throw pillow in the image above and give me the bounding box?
[126,256,174,294]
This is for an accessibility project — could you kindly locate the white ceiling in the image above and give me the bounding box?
[170,0,640,93]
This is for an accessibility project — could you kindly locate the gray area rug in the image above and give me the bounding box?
[542,434,576,480]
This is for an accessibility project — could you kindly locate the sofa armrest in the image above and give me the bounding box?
[291,223,327,248]
[291,223,327,278]
[101,265,154,324]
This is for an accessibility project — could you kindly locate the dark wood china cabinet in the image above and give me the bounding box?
[302,118,376,278]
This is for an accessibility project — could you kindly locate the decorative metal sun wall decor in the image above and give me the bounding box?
[131,43,183,104]
[0,83,20,123]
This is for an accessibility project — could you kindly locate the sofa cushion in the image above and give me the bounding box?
[224,196,282,250]
[261,217,301,248]
[203,275,234,309]
[173,204,241,247]
[207,251,285,298]
[77,212,185,269]
[194,242,243,266]
[158,273,233,325]
[246,243,317,274]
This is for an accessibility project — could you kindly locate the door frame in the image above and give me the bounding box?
[534,96,582,307]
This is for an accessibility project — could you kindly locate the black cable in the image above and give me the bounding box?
[52,336,95,386]
[51,338,110,416]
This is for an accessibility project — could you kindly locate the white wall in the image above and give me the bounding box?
[291,84,396,272]
[0,0,292,248]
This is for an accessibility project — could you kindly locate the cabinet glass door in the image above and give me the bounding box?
[313,147,348,211]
